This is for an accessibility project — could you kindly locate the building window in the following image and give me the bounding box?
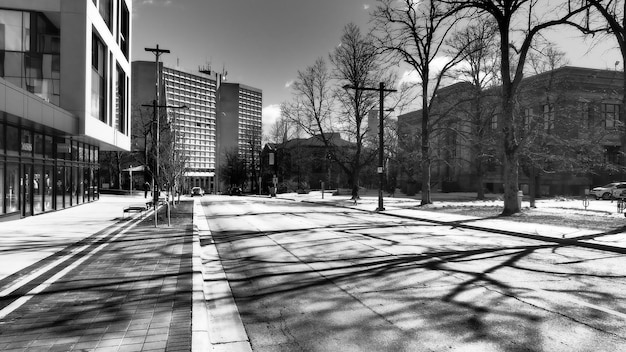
[119,0,130,58]
[579,102,590,128]
[116,64,127,134]
[0,10,60,105]
[543,104,554,133]
[602,103,620,129]
[99,0,113,30]
[91,32,107,122]
[491,113,498,131]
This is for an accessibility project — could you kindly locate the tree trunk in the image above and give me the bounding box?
[420,81,432,205]
[476,160,485,200]
[499,24,520,216]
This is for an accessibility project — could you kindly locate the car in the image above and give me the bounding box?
[612,183,626,199]
[191,187,204,197]
[228,187,242,196]
[590,182,626,200]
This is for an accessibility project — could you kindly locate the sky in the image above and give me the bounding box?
[131,0,624,135]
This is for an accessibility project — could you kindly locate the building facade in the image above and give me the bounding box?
[131,61,221,193]
[260,134,353,193]
[132,63,262,194]
[0,0,132,221]
[216,82,262,193]
[398,66,625,197]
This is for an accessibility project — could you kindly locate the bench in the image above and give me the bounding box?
[123,204,148,218]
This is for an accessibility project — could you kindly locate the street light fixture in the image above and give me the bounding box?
[343,82,397,212]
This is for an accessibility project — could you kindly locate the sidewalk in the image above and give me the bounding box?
[276,190,626,253]
[0,195,200,352]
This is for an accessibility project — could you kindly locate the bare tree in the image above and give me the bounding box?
[371,0,470,205]
[445,0,592,215]
[283,24,392,199]
[446,20,501,200]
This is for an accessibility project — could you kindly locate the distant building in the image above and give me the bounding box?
[132,61,221,193]
[0,0,132,221]
[398,66,624,196]
[132,63,262,194]
[217,82,262,192]
[260,134,352,193]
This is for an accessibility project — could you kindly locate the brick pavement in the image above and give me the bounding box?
[0,203,193,352]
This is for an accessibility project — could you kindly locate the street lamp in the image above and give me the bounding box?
[343,82,397,212]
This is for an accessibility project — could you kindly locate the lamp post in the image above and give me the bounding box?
[343,82,397,212]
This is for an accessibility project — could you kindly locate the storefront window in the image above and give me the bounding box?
[65,166,72,206]
[43,165,52,212]
[56,165,64,209]
[76,166,83,205]
[33,165,42,215]
[6,163,18,213]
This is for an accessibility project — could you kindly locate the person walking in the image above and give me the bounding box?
[143,182,150,198]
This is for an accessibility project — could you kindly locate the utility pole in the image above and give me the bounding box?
[145,45,169,227]
[343,82,396,212]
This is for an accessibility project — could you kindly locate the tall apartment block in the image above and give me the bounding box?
[132,61,221,193]
[217,82,263,192]
[0,0,132,221]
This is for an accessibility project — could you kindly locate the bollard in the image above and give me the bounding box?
[517,190,523,209]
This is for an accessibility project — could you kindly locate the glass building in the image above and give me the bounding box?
[0,1,132,221]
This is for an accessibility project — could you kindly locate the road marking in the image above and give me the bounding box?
[0,213,148,320]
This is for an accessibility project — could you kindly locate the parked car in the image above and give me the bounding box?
[590,182,626,200]
[191,187,204,197]
[612,183,626,199]
[228,187,242,196]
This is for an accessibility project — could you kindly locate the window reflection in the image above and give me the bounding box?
[0,10,60,105]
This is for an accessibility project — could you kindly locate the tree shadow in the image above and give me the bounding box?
[0,205,194,351]
[203,200,626,351]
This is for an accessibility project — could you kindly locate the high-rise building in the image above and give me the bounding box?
[132,61,221,193]
[0,0,132,221]
[132,62,262,194]
[217,82,263,192]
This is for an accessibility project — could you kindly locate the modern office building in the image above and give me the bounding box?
[217,82,263,192]
[0,0,132,221]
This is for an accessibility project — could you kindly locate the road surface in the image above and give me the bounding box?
[200,195,626,352]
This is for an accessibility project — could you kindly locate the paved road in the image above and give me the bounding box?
[200,195,626,352]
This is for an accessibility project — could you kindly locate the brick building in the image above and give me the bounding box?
[398,66,625,196]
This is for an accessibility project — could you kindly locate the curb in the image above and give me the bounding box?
[192,199,252,352]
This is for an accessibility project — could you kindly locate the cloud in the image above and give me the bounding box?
[284,80,294,88]
[363,4,371,10]
[398,69,420,87]
[397,56,454,87]
[262,104,282,133]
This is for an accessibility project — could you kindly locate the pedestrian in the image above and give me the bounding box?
[351,187,359,205]
[143,182,150,198]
